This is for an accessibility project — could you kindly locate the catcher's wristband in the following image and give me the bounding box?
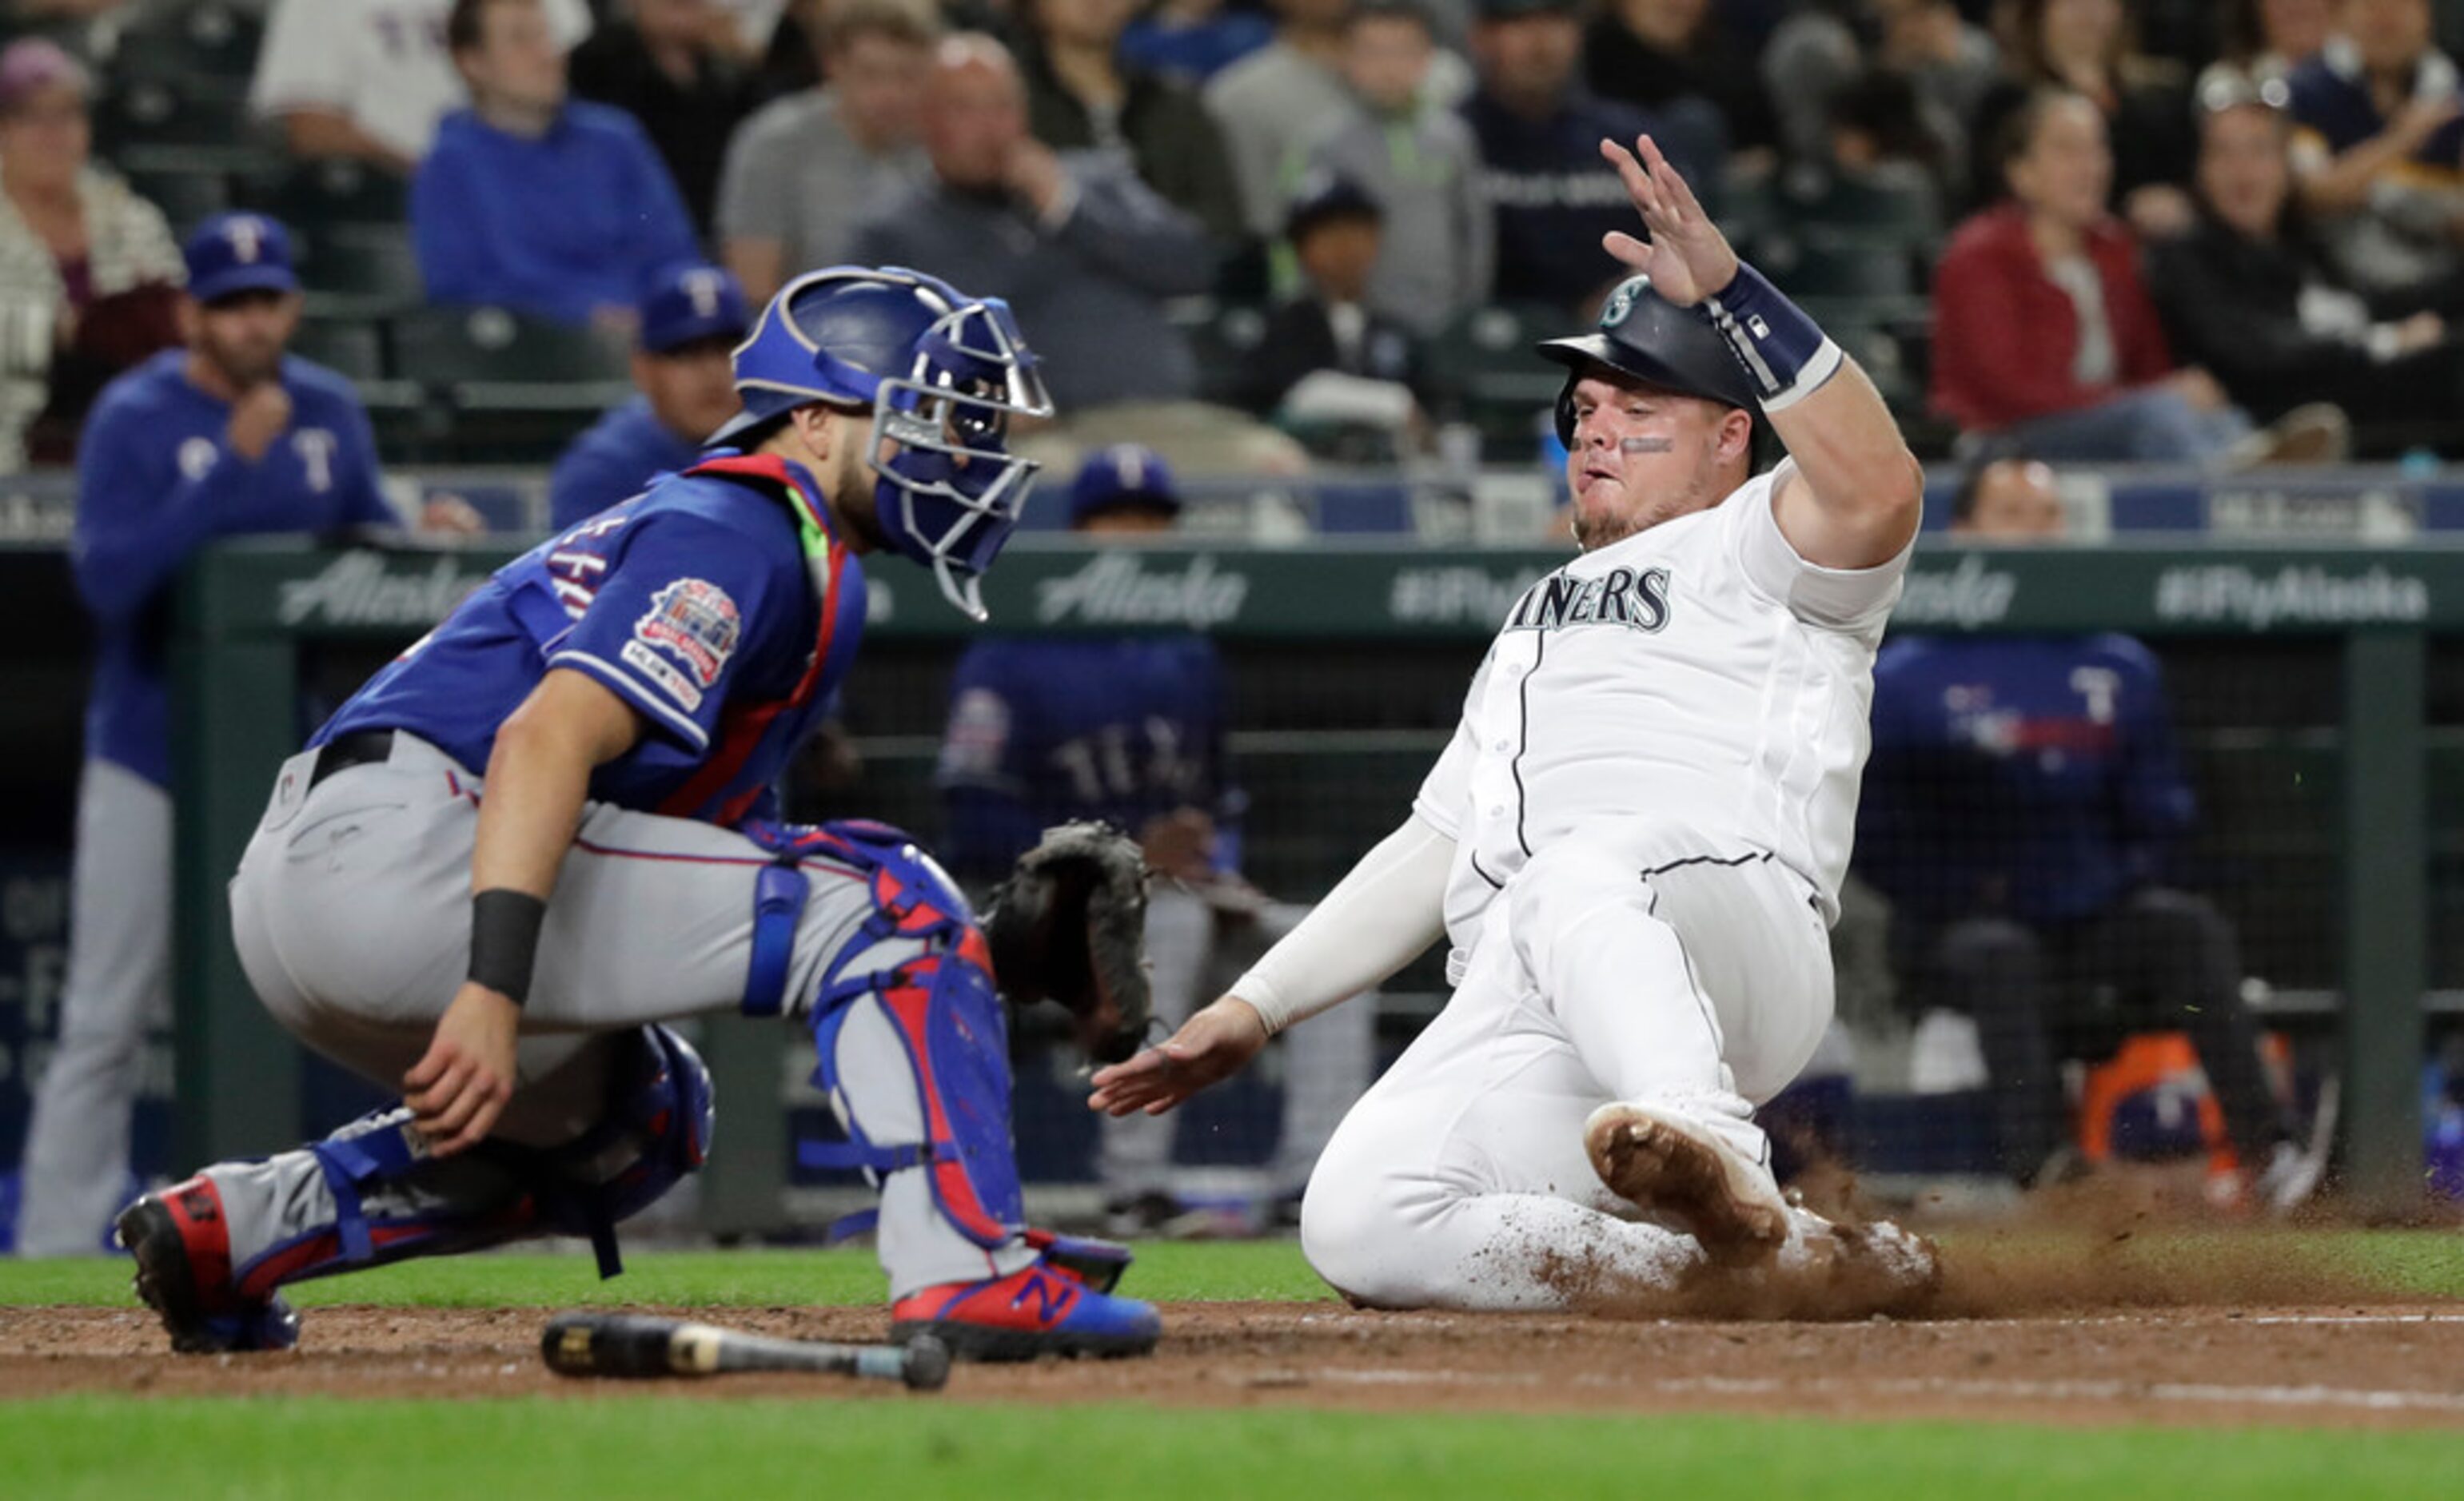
[1696,262,1842,413]
[468,888,547,1006]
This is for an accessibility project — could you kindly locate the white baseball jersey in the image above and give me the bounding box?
[1414,459,1910,944]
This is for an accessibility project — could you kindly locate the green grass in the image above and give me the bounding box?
[6,1398,2462,1501]
[0,1240,1339,1309]
[7,1234,2462,1498]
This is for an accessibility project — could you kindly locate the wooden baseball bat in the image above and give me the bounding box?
[540,1312,951,1392]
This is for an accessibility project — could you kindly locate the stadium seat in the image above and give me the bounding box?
[291,236,424,321]
[246,161,410,239]
[391,306,632,463]
[1429,303,1567,451]
[92,73,253,153]
[122,166,231,237]
[1765,237,1918,301]
[104,2,264,84]
[1782,168,1943,251]
[1174,298,1269,408]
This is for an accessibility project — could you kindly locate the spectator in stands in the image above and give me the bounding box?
[568,0,762,239]
[2284,0,2464,309]
[935,444,1371,1234]
[2206,0,2334,91]
[1205,0,1357,239]
[2150,74,2461,452]
[1122,0,1277,85]
[1461,0,1665,314]
[1234,169,1432,428]
[1969,0,2199,234]
[1583,0,1774,166]
[1020,0,1246,245]
[0,39,182,471]
[548,261,749,528]
[850,36,1215,417]
[716,0,937,302]
[15,213,406,1256]
[413,0,700,327]
[1858,456,2318,1213]
[251,0,595,174]
[1302,0,1490,335]
[1929,89,2344,464]
[1876,0,2002,139]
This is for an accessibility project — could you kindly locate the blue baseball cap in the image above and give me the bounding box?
[1071,444,1181,524]
[640,261,750,354]
[183,213,297,303]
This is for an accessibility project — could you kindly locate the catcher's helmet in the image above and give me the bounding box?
[712,266,1053,620]
[1535,274,1756,447]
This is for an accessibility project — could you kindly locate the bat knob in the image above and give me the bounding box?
[903,1334,952,1392]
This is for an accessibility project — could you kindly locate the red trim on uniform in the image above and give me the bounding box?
[658,539,847,826]
[877,962,1008,1245]
[570,836,867,877]
[236,1222,433,1300]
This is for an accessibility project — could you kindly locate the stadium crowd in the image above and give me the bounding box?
[0,0,2455,482]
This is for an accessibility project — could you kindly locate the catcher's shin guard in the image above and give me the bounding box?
[120,1026,712,1352]
[756,820,1027,1248]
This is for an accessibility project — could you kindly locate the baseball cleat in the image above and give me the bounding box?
[115,1180,300,1355]
[1585,1101,1792,1264]
[891,1259,1161,1361]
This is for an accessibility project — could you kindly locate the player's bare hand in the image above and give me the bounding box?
[405,983,520,1155]
[1139,807,1217,883]
[419,493,488,536]
[226,382,293,462]
[1599,134,1738,307]
[1087,996,1268,1117]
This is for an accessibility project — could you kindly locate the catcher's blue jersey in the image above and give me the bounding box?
[320,454,867,826]
[936,635,1229,880]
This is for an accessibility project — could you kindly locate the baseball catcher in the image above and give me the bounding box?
[115,268,1160,1361]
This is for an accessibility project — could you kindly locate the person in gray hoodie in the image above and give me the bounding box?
[1299,0,1491,335]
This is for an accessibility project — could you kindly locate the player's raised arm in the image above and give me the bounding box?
[1598,136,1922,569]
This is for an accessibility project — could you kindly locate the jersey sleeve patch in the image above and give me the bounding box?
[633,578,742,687]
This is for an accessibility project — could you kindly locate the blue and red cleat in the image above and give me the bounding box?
[114,1177,301,1355]
[891,1250,1160,1361]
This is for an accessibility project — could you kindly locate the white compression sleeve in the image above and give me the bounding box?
[1231,814,1455,1035]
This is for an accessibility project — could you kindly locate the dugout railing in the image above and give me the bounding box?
[170,538,2456,1227]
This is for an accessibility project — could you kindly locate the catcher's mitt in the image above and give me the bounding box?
[982,820,1153,1064]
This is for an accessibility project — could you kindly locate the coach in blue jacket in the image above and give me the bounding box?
[548,262,749,530]
[15,213,402,1256]
[1858,457,2311,1212]
[414,0,700,327]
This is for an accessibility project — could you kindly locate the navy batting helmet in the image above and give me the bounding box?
[1536,274,1756,447]
[714,265,1052,621]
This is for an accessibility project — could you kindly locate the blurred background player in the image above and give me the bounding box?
[1856,455,2320,1212]
[16,213,408,1256]
[936,445,1373,1232]
[549,261,751,529]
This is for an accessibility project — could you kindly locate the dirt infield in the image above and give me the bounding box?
[8,1293,2463,1430]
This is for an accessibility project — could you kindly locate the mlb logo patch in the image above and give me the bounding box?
[634,578,741,687]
